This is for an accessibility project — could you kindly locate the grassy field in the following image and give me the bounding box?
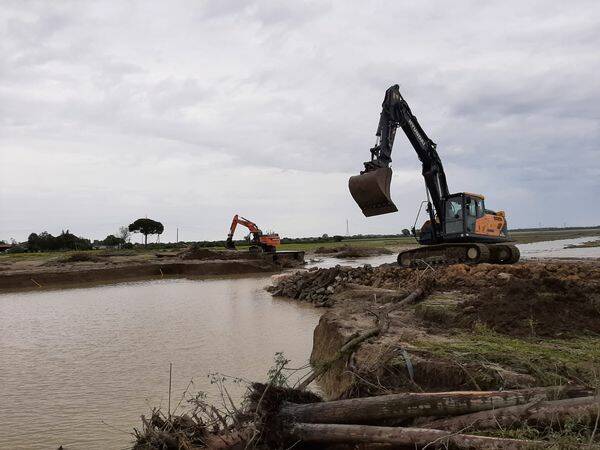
[273,228,600,252]
[2,228,599,262]
[0,248,149,264]
[565,239,600,248]
[510,228,600,244]
[265,237,415,252]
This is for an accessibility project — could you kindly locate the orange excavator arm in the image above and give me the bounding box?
[225,214,280,252]
[228,215,261,237]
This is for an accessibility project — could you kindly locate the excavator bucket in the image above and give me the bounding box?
[348,167,398,217]
[225,237,236,250]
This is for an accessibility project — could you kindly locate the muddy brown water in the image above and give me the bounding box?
[1,238,598,450]
[0,275,321,450]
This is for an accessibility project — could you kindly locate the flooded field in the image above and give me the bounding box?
[0,276,321,450]
[518,236,600,259]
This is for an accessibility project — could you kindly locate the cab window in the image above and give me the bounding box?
[475,199,485,218]
[467,198,477,217]
[446,198,462,219]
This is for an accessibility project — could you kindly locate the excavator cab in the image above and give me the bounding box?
[348,167,398,217]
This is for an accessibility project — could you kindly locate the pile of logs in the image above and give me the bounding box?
[273,386,600,449]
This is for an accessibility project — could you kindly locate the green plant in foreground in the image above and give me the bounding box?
[266,352,291,387]
[416,326,600,387]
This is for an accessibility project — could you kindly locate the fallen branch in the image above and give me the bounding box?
[423,395,600,432]
[281,386,579,424]
[287,423,548,449]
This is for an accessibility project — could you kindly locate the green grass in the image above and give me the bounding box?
[483,422,599,448]
[510,228,600,244]
[0,248,154,263]
[264,229,600,252]
[417,326,600,386]
[565,239,600,249]
[274,237,415,252]
[3,228,600,262]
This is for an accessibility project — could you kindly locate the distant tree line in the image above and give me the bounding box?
[13,223,598,254]
[28,230,92,252]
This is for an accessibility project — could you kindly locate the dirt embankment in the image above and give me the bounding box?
[313,245,394,258]
[269,261,600,400]
[0,248,304,291]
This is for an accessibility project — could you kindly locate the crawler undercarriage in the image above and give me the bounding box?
[398,243,520,268]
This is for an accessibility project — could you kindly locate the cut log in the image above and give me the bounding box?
[281,386,584,424]
[424,395,600,432]
[287,423,548,449]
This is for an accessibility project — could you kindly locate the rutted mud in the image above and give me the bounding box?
[314,245,394,258]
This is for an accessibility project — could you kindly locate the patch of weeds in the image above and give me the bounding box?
[266,352,291,387]
[415,325,600,386]
[482,417,600,448]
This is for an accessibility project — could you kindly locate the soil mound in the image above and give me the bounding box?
[44,252,103,265]
[314,245,393,258]
[178,246,245,260]
[456,276,600,337]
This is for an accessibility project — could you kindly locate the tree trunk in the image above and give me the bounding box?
[423,395,600,432]
[280,386,583,424]
[144,233,148,246]
[287,423,547,449]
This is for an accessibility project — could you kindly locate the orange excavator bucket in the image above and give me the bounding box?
[348,167,398,217]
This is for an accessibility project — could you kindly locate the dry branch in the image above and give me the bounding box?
[287,423,548,449]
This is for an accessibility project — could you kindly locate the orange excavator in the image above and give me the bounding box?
[225,215,281,253]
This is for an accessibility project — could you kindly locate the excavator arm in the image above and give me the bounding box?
[228,215,260,237]
[226,215,261,249]
[225,215,281,252]
[349,85,449,238]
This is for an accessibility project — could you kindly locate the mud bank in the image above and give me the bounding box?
[314,245,394,258]
[0,249,304,291]
[269,261,600,400]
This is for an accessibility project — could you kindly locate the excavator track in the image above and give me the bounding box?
[397,243,519,268]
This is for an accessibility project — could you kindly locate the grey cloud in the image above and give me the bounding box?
[1,0,599,241]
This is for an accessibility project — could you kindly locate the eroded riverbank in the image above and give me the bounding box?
[0,248,304,292]
[269,260,600,397]
[250,259,600,447]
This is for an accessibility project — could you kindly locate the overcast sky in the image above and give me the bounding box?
[1,1,599,243]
